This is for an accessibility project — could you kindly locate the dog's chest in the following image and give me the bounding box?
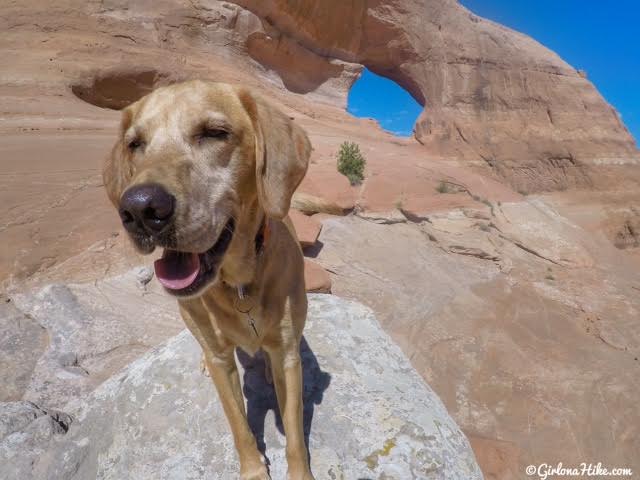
[218,309,264,355]
[200,294,266,355]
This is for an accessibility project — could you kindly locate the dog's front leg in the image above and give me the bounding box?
[204,351,270,480]
[267,344,315,480]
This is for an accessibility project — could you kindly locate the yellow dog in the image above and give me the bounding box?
[103,80,314,480]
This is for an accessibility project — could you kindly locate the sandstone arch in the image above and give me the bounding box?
[229,0,639,192]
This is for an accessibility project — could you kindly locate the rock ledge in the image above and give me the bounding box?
[1,290,481,480]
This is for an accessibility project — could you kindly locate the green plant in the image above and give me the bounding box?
[436,181,451,193]
[337,141,366,185]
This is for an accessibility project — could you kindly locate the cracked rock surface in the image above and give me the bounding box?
[0,289,481,480]
[6,269,182,409]
[315,198,640,478]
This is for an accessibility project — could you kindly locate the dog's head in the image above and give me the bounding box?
[103,80,310,297]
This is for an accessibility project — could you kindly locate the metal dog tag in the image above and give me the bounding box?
[236,285,258,337]
[246,313,259,337]
[237,285,246,300]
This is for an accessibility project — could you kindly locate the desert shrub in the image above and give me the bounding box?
[436,181,451,193]
[337,141,366,185]
[394,193,406,210]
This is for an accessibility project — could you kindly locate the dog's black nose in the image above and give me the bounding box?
[119,183,175,234]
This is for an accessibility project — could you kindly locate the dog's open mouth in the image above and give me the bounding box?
[153,218,235,296]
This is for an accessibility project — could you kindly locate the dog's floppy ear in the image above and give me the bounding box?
[103,108,135,207]
[240,90,311,219]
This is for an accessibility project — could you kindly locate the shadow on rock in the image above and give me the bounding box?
[302,240,324,258]
[236,336,331,467]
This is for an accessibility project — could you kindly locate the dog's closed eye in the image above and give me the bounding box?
[127,138,145,151]
[196,126,229,142]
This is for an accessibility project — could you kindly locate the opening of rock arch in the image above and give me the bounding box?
[347,68,423,137]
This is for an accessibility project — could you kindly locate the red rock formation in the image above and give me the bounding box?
[5,0,637,195]
[229,0,640,192]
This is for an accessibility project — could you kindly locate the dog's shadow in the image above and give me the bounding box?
[236,336,331,466]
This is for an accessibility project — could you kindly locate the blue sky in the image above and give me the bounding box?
[347,68,422,136]
[348,1,639,145]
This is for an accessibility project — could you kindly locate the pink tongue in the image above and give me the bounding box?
[154,251,200,290]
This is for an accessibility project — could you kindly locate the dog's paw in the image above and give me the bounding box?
[200,354,210,377]
[240,454,270,480]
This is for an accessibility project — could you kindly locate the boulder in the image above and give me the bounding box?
[0,300,48,402]
[303,259,332,294]
[8,269,182,409]
[0,292,482,480]
[289,209,322,247]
